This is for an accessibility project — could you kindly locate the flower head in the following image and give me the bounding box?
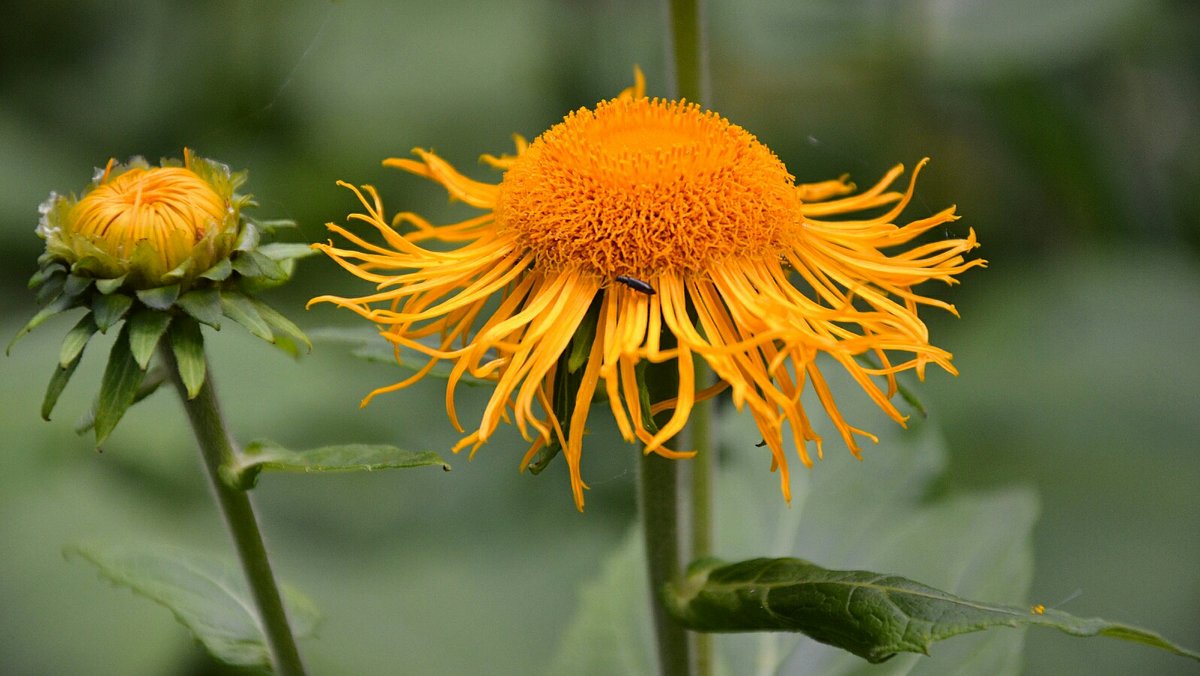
[38,150,245,289]
[14,149,312,446]
[313,72,983,510]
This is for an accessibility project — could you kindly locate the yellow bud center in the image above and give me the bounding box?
[71,166,227,273]
[495,97,802,277]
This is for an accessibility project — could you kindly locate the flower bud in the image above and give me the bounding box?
[38,150,245,289]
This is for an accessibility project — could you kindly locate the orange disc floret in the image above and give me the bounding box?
[495,96,801,277]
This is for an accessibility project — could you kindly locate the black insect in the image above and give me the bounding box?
[614,275,656,295]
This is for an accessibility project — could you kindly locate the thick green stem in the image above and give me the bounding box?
[163,346,307,676]
[689,361,714,676]
[640,338,692,676]
[639,451,691,676]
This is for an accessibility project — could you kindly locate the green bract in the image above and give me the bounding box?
[10,150,315,446]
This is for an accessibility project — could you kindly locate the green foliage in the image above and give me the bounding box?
[7,292,80,353]
[126,309,172,369]
[93,324,148,447]
[168,317,207,400]
[135,284,181,311]
[176,288,223,328]
[219,291,274,343]
[552,407,1039,674]
[225,439,450,489]
[667,557,1199,664]
[42,318,93,421]
[250,297,311,357]
[91,292,133,333]
[64,543,320,669]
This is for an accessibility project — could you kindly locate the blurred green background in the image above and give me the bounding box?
[2,0,1198,674]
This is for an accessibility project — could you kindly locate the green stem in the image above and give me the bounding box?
[667,1,713,673]
[162,345,307,676]
[639,447,692,676]
[689,361,714,676]
[641,346,692,676]
[667,0,708,104]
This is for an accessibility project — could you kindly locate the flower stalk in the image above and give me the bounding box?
[687,360,714,676]
[640,340,692,676]
[640,1,713,675]
[162,344,307,676]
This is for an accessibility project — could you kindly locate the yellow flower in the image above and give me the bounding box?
[39,149,245,288]
[16,150,310,443]
[312,71,983,510]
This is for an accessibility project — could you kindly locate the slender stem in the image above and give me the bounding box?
[162,345,307,676]
[689,361,713,558]
[640,335,692,676]
[666,0,708,104]
[688,361,714,676]
[639,451,691,676]
[667,0,713,673]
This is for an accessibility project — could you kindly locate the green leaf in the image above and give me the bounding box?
[220,292,273,343]
[127,309,173,370]
[42,314,100,421]
[7,292,80,354]
[566,300,599,374]
[199,258,233,281]
[245,217,298,233]
[552,373,1041,675]
[93,323,147,446]
[250,298,311,357]
[135,284,181,311]
[43,358,83,422]
[161,258,194,284]
[59,313,98,368]
[168,317,206,400]
[234,221,260,252]
[64,543,319,669]
[95,275,127,294]
[226,439,450,490]
[256,242,317,261]
[63,273,93,298]
[666,557,1200,664]
[75,367,167,434]
[634,360,658,435]
[176,288,223,329]
[70,254,110,278]
[28,260,66,290]
[34,268,68,304]
[92,292,134,333]
[232,250,287,281]
[529,349,574,475]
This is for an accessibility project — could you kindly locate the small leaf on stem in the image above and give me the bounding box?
[226,439,450,489]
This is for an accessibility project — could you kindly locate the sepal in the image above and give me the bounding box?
[93,323,148,446]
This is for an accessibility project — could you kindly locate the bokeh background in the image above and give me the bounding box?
[2,1,1198,674]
